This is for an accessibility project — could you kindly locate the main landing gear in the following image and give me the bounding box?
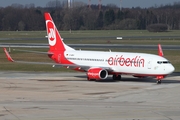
[156,80,162,84]
[112,74,121,81]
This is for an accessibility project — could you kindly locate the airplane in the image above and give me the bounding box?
[3,12,175,84]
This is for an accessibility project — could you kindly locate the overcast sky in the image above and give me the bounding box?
[0,0,179,8]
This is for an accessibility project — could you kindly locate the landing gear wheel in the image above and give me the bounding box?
[113,75,116,80]
[157,80,162,84]
[117,75,121,80]
[112,75,121,81]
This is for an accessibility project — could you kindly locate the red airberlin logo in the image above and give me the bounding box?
[87,72,99,76]
[46,20,56,46]
[108,55,145,67]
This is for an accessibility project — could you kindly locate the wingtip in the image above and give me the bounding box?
[158,44,164,57]
[3,48,14,62]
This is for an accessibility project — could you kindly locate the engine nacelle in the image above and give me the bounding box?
[87,68,108,80]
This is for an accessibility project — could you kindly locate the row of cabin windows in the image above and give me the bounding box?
[67,57,143,64]
[67,57,171,65]
[67,57,104,62]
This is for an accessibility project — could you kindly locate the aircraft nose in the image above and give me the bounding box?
[169,65,175,74]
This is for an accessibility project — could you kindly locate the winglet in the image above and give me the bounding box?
[3,48,14,62]
[158,44,164,57]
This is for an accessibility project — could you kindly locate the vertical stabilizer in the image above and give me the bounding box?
[44,13,74,52]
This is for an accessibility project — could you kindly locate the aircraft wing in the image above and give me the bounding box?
[52,64,113,72]
[12,48,54,55]
[3,48,113,72]
[4,48,57,65]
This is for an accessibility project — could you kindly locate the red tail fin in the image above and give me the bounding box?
[44,13,65,52]
[158,44,164,57]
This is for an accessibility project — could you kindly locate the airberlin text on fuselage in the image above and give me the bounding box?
[108,55,145,67]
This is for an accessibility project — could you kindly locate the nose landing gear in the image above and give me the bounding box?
[157,80,162,84]
[156,76,164,84]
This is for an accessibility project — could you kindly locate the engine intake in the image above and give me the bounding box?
[87,68,108,80]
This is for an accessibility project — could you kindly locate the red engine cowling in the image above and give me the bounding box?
[87,68,108,80]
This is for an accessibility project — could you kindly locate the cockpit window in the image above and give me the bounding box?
[157,61,170,64]
[163,61,170,64]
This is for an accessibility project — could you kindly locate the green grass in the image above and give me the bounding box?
[1,30,180,38]
[0,30,180,72]
[1,30,180,45]
[1,39,180,45]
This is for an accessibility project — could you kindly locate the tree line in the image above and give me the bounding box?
[0,1,180,31]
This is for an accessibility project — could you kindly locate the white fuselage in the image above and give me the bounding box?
[64,50,174,76]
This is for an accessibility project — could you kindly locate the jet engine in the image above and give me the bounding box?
[87,68,108,80]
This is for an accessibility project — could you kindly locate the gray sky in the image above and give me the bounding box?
[0,0,178,8]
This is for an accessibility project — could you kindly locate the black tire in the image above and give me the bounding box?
[117,75,121,80]
[157,80,162,84]
[112,75,116,80]
[112,75,121,80]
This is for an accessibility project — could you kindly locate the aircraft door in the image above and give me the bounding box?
[147,59,152,69]
[163,65,166,71]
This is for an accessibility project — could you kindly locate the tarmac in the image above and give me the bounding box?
[0,71,180,120]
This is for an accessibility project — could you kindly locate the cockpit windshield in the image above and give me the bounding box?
[157,61,170,64]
